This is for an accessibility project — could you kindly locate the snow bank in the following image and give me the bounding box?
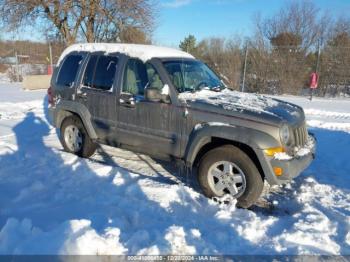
[1,84,350,255]
[179,88,279,114]
[304,109,350,119]
[165,226,196,254]
[307,120,350,133]
[0,100,43,121]
[0,73,10,84]
[58,43,194,64]
[0,218,127,254]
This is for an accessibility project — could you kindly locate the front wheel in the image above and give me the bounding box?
[198,145,264,208]
[60,115,97,158]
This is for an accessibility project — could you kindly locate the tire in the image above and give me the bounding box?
[198,145,263,208]
[60,115,97,158]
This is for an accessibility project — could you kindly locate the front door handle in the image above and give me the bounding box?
[120,98,135,108]
[77,92,88,101]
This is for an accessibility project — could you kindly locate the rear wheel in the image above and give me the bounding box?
[198,145,263,208]
[60,115,97,158]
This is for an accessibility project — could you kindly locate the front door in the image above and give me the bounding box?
[116,58,183,158]
[76,54,119,143]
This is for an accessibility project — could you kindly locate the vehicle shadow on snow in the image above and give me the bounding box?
[95,145,200,190]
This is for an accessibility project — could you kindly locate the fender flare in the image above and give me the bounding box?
[184,123,279,167]
[54,100,98,139]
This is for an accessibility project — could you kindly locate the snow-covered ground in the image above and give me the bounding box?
[0,84,350,255]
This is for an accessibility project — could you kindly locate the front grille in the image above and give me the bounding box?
[293,123,308,147]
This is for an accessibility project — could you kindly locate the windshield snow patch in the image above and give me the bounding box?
[178,89,279,114]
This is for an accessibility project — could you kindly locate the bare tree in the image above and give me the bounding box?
[319,17,350,96]
[196,37,242,88]
[119,26,151,44]
[261,0,328,50]
[0,0,156,45]
[246,0,331,94]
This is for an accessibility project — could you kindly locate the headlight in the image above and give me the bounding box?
[280,124,291,146]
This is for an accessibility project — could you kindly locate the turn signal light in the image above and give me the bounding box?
[264,147,285,157]
[273,167,283,176]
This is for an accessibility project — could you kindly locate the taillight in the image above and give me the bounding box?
[48,86,55,106]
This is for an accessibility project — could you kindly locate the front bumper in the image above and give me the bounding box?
[257,133,316,185]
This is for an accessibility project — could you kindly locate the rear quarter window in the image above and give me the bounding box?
[56,54,84,87]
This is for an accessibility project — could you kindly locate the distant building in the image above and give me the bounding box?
[0,57,17,64]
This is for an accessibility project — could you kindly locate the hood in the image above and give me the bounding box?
[178,89,305,126]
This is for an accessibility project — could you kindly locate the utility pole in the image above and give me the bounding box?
[49,42,53,72]
[241,42,249,92]
[310,40,321,101]
[15,51,19,82]
[316,40,321,73]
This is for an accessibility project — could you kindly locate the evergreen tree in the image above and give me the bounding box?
[179,35,197,54]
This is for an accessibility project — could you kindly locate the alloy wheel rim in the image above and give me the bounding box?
[207,161,246,198]
[64,125,83,152]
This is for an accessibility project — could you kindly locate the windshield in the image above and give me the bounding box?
[163,60,225,93]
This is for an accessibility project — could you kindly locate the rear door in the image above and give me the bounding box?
[76,53,119,143]
[116,58,183,158]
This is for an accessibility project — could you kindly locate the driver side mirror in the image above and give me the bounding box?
[145,87,170,103]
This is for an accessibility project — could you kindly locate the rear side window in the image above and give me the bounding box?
[94,56,118,91]
[82,55,118,91]
[83,55,98,87]
[56,54,83,87]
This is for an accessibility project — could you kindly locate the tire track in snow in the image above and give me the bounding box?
[304,109,350,120]
[307,120,350,133]
[304,108,350,133]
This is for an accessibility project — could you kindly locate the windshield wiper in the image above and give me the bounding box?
[188,85,224,93]
[211,86,224,92]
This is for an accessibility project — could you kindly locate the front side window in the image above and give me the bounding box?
[82,55,118,91]
[163,60,225,93]
[57,54,84,87]
[123,59,164,96]
[123,59,148,96]
[146,63,164,91]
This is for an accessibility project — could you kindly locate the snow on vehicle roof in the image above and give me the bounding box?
[57,43,194,65]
